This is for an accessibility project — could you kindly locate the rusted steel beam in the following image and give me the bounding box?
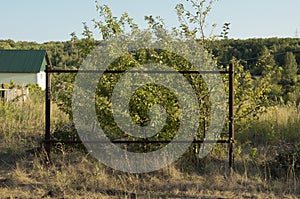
[44,139,230,144]
[47,69,230,74]
[228,62,235,173]
[44,53,52,161]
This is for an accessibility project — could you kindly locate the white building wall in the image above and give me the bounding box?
[0,72,45,90]
[36,71,46,90]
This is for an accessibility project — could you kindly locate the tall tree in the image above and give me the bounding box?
[49,1,273,159]
[281,52,299,103]
[253,46,283,101]
[281,52,298,86]
[253,46,276,76]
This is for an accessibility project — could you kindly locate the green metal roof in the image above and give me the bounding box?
[0,50,48,73]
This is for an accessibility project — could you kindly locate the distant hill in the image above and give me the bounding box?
[1,38,300,74]
[209,38,300,73]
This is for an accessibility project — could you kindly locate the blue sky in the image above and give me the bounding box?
[1,0,300,43]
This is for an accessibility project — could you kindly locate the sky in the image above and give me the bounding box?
[1,0,300,43]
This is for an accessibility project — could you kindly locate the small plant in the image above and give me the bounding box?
[51,121,86,152]
[273,143,300,176]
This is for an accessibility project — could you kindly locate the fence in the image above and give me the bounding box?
[0,86,29,102]
[44,63,234,172]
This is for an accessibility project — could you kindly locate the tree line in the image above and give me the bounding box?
[1,37,299,73]
[1,37,299,103]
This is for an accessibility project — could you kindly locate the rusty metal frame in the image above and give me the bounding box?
[44,63,234,171]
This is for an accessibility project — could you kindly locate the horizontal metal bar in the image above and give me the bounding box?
[44,139,230,144]
[46,69,230,74]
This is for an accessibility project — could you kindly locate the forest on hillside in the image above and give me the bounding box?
[1,38,300,71]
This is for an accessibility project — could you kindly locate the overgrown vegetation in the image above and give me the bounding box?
[0,92,300,198]
[1,0,300,197]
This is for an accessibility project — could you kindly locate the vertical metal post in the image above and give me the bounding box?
[228,63,235,174]
[45,64,51,160]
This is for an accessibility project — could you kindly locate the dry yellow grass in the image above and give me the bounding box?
[0,93,299,198]
[0,147,299,198]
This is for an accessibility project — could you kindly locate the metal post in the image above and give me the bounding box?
[45,63,51,161]
[228,63,235,174]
